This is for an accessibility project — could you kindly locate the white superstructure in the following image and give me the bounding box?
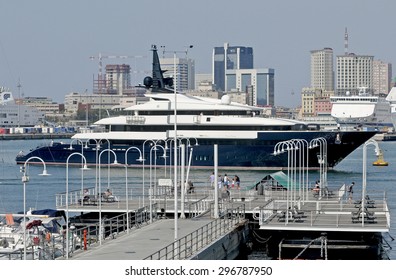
[330,87,393,131]
[0,87,45,127]
[74,93,305,142]
[385,86,396,131]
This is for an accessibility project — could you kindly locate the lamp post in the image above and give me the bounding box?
[291,139,309,204]
[98,148,118,245]
[273,140,295,223]
[98,139,111,196]
[162,45,193,243]
[309,137,327,197]
[84,138,110,197]
[362,139,381,225]
[165,138,181,179]
[66,152,88,259]
[173,50,179,242]
[68,139,87,207]
[67,138,84,151]
[125,146,143,233]
[84,138,99,199]
[21,156,50,260]
[153,143,167,202]
[142,139,161,206]
[149,144,166,223]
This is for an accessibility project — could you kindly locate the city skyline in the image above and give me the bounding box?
[1,0,395,107]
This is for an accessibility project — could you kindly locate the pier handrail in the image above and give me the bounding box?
[144,204,246,260]
[54,204,156,259]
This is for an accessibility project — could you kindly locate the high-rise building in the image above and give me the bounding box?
[373,60,392,95]
[160,57,195,92]
[336,54,374,95]
[310,48,334,91]
[212,43,253,91]
[93,64,132,95]
[226,68,275,106]
[105,64,131,95]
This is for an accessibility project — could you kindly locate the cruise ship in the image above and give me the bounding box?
[0,87,45,128]
[15,46,377,170]
[385,86,396,130]
[330,87,393,131]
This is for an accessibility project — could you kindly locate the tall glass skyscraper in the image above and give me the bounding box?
[212,43,253,91]
[226,69,275,106]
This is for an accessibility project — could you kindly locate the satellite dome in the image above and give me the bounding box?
[221,95,231,105]
[143,76,153,88]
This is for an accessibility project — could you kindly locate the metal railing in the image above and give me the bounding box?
[257,193,390,229]
[144,204,246,260]
[56,204,156,259]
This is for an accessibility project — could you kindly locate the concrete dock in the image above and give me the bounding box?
[66,217,220,260]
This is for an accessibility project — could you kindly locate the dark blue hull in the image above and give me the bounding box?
[15,130,377,169]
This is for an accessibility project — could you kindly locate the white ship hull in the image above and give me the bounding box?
[331,93,393,131]
[386,87,396,131]
[0,89,45,127]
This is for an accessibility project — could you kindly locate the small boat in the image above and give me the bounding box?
[0,209,73,260]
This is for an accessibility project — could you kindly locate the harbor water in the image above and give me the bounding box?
[1,138,395,259]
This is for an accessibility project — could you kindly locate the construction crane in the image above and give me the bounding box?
[89,53,146,80]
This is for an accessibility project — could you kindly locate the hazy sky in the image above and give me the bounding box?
[1,0,395,107]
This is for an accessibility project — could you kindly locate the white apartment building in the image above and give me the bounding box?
[336,54,374,95]
[19,96,61,115]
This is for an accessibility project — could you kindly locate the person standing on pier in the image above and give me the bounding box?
[234,175,240,189]
[218,175,223,189]
[209,172,215,188]
[347,182,354,203]
[223,174,230,189]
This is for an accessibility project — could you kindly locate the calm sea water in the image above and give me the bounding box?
[1,138,395,259]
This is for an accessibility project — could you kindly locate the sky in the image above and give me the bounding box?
[1,0,396,108]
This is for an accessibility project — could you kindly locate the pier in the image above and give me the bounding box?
[0,132,73,140]
[53,180,390,260]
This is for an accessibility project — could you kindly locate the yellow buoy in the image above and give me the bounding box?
[373,149,388,166]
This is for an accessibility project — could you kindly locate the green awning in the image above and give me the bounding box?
[248,171,301,190]
[264,171,291,188]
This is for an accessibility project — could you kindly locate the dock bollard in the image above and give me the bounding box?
[83,229,87,250]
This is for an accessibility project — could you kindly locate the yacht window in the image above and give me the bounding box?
[206,117,211,122]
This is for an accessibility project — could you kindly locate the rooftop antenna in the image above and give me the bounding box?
[344,27,349,55]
